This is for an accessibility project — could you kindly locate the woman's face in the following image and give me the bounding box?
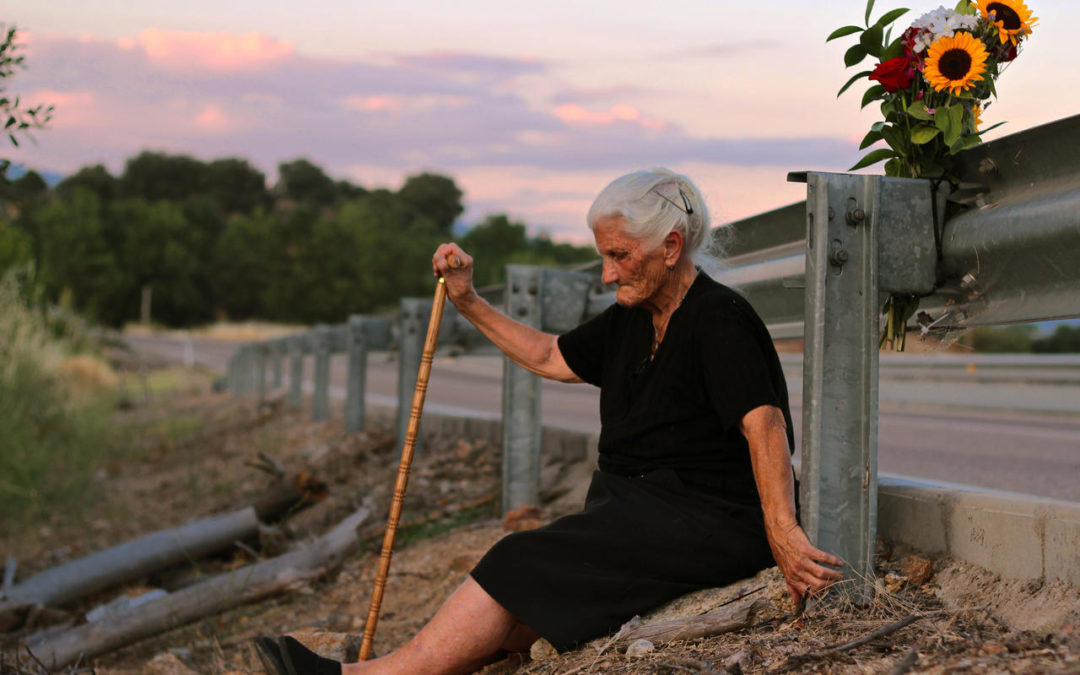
[593,215,667,308]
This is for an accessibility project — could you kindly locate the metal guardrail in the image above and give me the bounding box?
[226,113,1080,599]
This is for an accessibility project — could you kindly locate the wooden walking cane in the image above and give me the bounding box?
[359,256,459,661]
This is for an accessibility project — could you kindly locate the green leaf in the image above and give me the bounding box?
[827,25,865,42]
[910,125,941,144]
[906,100,934,120]
[859,129,884,150]
[880,98,900,119]
[861,84,886,108]
[849,148,896,171]
[881,124,905,151]
[974,120,1006,136]
[860,25,884,58]
[986,77,998,98]
[955,0,977,15]
[871,120,887,132]
[875,8,910,28]
[935,103,958,144]
[865,0,877,26]
[944,104,964,145]
[837,70,873,97]
[950,134,982,153]
[844,43,868,67]
[881,36,906,60]
[884,158,904,176]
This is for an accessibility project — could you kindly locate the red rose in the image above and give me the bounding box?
[868,57,913,92]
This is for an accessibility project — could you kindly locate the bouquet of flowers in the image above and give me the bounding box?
[829,0,1036,349]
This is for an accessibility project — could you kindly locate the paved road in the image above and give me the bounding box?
[124,334,1080,503]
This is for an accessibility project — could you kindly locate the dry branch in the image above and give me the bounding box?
[773,613,922,673]
[612,596,768,649]
[25,504,372,670]
[0,508,260,631]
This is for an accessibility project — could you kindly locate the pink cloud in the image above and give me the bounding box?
[133,28,294,71]
[193,104,230,131]
[343,95,402,112]
[341,94,470,113]
[553,103,667,130]
[25,89,95,127]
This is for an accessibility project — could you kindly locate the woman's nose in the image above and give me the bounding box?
[601,259,618,284]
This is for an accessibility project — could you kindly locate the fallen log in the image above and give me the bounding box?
[26,503,372,670]
[612,596,768,649]
[251,470,329,523]
[0,507,260,631]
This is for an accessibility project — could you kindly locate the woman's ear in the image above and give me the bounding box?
[663,229,685,267]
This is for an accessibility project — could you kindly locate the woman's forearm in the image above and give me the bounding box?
[453,291,580,383]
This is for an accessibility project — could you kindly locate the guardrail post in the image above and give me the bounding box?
[288,335,304,409]
[241,344,256,396]
[798,171,939,601]
[255,343,268,402]
[271,338,284,388]
[501,265,544,513]
[313,325,332,422]
[345,315,368,433]
[397,298,427,445]
[226,353,237,395]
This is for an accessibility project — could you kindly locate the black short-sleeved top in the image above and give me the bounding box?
[556,272,795,504]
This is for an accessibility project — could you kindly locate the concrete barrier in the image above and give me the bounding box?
[878,474,1080,586]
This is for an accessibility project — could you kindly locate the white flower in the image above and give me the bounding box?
[909,6,980,52]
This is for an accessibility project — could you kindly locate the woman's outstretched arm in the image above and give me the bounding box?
[432,242,581,384]
[739,404,844,605]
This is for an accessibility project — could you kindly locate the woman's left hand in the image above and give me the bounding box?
[766,519,844,606]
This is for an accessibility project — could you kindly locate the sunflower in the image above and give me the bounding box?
[972,104,983,131]
[975,0,1038,45]
[923,32,989,96]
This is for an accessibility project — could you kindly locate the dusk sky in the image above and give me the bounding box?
[7,1,1078,242]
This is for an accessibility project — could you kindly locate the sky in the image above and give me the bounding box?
[6,0,1078,243]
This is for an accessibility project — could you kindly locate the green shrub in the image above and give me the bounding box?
[969,325,1035,353]
[0,266,111,526]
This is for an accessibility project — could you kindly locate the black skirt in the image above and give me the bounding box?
[470,469,775,652]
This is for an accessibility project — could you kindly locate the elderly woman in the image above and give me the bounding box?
[260,169,842,675]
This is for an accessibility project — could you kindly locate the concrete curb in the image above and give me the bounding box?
[366,403,1078,586]
[878,474,1080,585]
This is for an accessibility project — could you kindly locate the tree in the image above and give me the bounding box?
[0,218,31,275]
[462,214,529,286]
[1033,324,1080,353]
[212,211,274,320]
[58,165,117,202]
[276,158,337,205]
[30,191,130,325]
[7,169,47,202]
[118,151,208,202]
[203,158,268,214]
[0,24,52,149]
[397,172,463,233]
[111,198,214,326]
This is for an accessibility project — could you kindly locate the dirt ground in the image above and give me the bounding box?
[3,362,1079,674]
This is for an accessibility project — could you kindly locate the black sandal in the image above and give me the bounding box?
[277,635,343,675]
[253,636,289,675]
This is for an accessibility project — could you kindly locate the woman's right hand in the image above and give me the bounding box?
[432,243,477,307]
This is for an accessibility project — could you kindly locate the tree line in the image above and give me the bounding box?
[0,152,597,327]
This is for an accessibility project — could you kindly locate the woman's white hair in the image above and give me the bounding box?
[586,168,710,259]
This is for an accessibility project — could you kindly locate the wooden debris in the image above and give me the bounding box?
[250,470,329,523]
[3,556,15,591]
[0,508,260,632]
[773,613,923,672]
[25,504,373,670]
[612,596,768,649]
